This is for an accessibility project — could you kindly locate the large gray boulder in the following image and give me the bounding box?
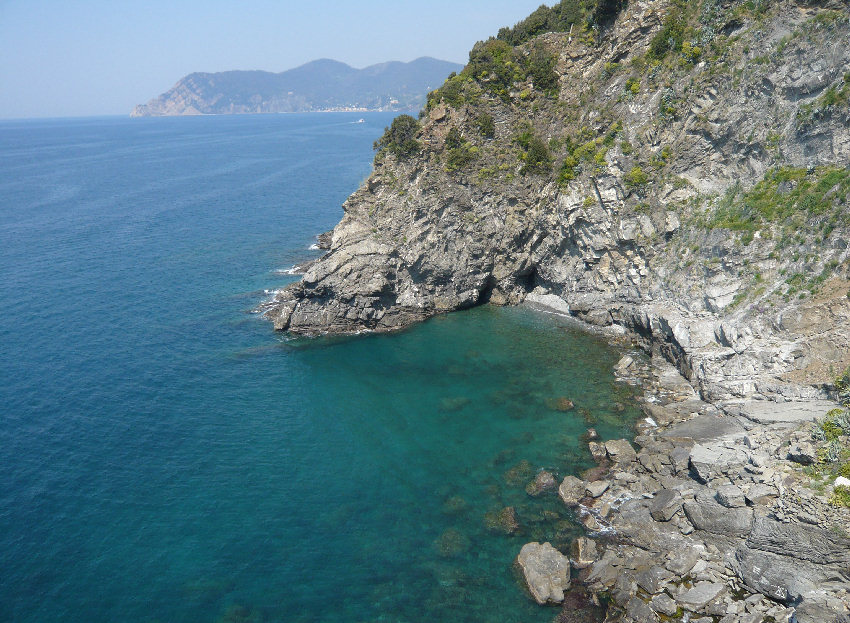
[733,548,815,603]
[516,542,571,605]
[558,475,586,506]
[675,582,726,611]
[606,438,637,463]
[650,489,683,521]
[683,494,753,537]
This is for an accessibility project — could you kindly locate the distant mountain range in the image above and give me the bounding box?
[131,57,463,117]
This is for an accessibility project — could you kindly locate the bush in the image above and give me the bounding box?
[821,408,850,442]
[526,42,559,94]
[465,38,518,100]
[829,485,850,507]
[444,127,464,151]
[521,135,553,174]
[625,165,649,187]
[648,9,685,60]
[558,154,579,186]
[496,0,586,47]
[592,0,627,26]
[374,115,420,158]
[476,113,496,138]
[443,127,479,172]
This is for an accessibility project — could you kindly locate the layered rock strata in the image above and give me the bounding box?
[262,0,850,406]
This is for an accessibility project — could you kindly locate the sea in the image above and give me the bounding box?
[0,113,642,623]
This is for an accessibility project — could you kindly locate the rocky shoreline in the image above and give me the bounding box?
[256,1,850,619]
[514,302,850,623]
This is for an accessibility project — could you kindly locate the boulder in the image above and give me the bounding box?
[588,441,607,462]
[526,470,557,496]
[683,494,753,537]
[670,445,692,473]
[558,475,586,506]
[665,546,701,575]
[675,582,726,611]
[744,483,777,506]
[651,593,679,616]
[688,443,747,483]
[635,565,672,594]
[586,551,619,589]
[516,542,571,605]
[733,547,814,603]
[606,438,637,463]
[787,441,817,465]
[585,480,610,498]
[570,536,599,569]
[649,489,682,521]
[715,484,745,508]
[746,517,850,566]
[625,596,659,622]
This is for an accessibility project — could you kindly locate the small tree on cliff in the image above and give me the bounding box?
[374,115,420,159]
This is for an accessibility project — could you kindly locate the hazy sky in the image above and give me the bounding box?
[0,0,548,119]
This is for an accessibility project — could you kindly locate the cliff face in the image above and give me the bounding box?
[131,57,463,116]
[262,0,850,404]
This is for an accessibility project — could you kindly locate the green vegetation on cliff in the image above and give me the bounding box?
[374,115,421,159]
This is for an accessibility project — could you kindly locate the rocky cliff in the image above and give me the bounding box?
[131,57,462,116]
[263,0,850,405]
[261,1,850,620]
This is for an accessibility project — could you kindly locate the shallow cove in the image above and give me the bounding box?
[0,115,642,623]
[274,304,643,623]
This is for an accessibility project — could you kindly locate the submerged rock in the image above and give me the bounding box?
[441,495,468,515]
[484,506,520,535]
[526,470,557,496]
[434,528,470,558]
[516,542,571,605]
[504,460,534,487]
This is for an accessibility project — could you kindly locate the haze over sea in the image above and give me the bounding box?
[0,114,641,623]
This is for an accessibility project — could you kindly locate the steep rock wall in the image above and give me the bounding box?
[262,0,850,404]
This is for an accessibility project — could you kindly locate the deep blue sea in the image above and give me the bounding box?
[0,114,641,623]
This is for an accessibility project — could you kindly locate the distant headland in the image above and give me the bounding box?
[130,57,463,117]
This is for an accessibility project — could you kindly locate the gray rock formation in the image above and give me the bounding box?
[254,1,850,621]
[260,0,850,411]
[516,541,571,605]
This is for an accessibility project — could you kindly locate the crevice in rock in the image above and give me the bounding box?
[477,275,498,304]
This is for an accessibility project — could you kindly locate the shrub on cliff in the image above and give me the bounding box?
[625,165,649,187]
[526,43,559,94]
[374,115,420,159]
[648,6,685,60]
[497,1,585,46]
[476,113,495,139]
[496,0,628,46]
[465,38,520,101]
[515,131,553,174]
[444,127,479,172]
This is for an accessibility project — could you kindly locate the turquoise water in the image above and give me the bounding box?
[0,114,641,623]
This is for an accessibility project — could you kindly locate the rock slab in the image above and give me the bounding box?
[516,542,571,605]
